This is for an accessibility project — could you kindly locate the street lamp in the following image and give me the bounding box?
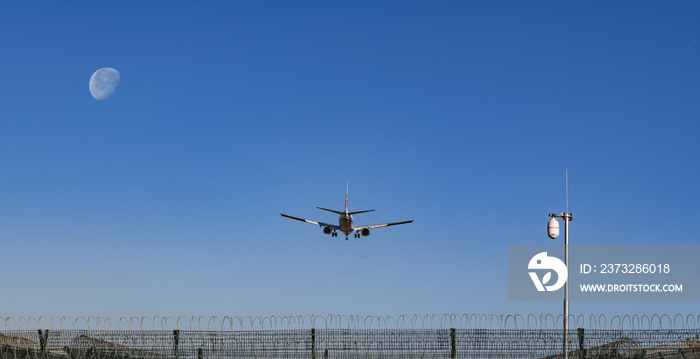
[548,211,573,358]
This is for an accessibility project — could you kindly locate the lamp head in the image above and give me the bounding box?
[547,217,560,239]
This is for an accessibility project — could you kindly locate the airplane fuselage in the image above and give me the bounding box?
[338,213,354,236]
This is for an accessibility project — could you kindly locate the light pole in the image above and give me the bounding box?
[547,170,573,358]
[548,211,572,358]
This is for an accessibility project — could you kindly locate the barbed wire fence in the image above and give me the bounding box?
[2,315,700,359]
[2,314,699,331]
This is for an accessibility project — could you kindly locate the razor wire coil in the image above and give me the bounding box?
[2,314,700,331]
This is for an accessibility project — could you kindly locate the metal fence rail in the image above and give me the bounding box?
[2,328,700,359]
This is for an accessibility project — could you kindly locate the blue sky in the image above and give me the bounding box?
[0,1,699,320]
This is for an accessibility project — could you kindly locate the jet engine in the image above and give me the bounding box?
[361,228,370,237]
[323,227,333,235]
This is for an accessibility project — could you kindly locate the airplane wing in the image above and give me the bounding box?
[353,220,414,230]
[279,213,339,230]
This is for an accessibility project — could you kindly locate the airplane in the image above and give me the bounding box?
[279,183,413,240]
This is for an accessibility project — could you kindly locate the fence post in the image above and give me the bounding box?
[311,328,316,359]
[577,328,586,359]
[451,328,456,359]
[38,329,47,359]
[174,329,180,359]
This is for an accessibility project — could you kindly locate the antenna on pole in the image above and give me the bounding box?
[565,169,568,214]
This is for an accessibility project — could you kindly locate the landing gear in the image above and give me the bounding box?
[331,231,338,237]
[354,232,361,238]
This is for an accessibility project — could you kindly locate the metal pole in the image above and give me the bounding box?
[578,327,586,359]
[563,213,570,359]
[564,169,569,359]
[311,328,316,359]
[174,329,180,359]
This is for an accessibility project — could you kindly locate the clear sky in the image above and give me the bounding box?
[0,1,699,320]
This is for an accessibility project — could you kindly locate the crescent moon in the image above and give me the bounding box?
[89,67,121,100]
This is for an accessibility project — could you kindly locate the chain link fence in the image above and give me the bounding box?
[2,327,700,359]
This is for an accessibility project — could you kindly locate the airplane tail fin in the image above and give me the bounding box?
[345,182,374,215]
[317,182,374,216]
